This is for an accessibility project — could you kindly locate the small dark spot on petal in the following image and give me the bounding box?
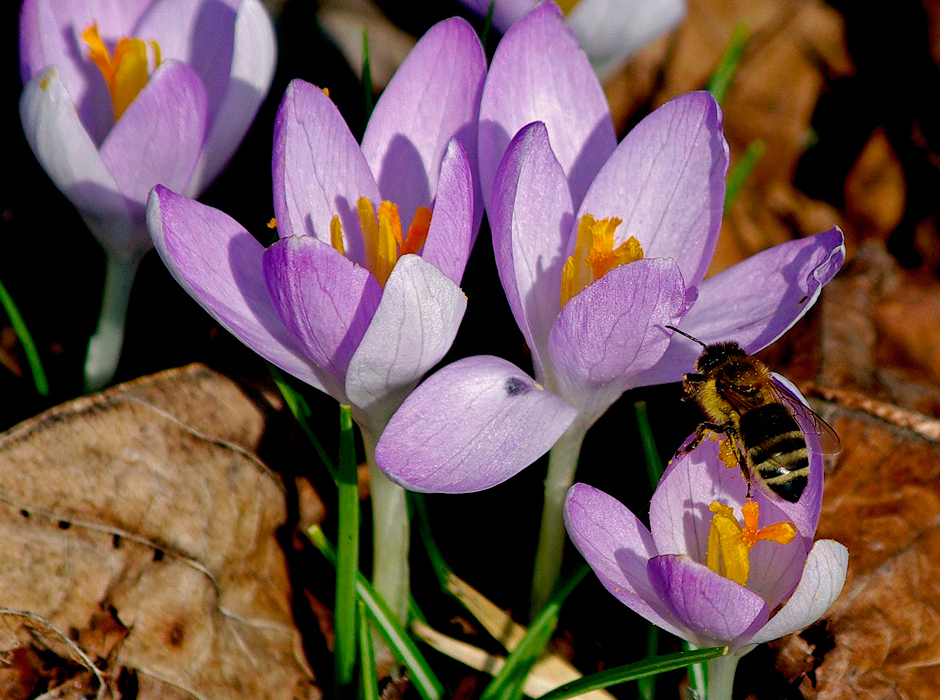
[153,549,165,562]
[505,377,529,396]
[798,295,808,304]
[112,534,122,548]
[57,520,71,530]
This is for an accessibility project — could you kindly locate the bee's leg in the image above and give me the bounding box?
[676,422,726,457]
[722,426,753,498]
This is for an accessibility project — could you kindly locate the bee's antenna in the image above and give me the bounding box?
[665,325,707,349]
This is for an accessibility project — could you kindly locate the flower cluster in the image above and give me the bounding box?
[21,0,849,690]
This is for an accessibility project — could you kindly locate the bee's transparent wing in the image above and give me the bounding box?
[771,375,841,456]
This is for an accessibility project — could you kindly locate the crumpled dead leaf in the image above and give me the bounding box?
[605,0,854,275]
[770,386,940,699]
[0,364,320,700]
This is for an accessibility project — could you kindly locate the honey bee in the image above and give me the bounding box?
[667,326,840,503]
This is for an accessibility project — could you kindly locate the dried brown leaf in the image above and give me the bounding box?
[844,128,907,241]
[773,388,940,698]
[0,364,320,700]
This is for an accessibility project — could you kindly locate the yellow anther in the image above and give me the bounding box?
[329,215,345,256]
[560,214,643,306]
[83,23,160,121]
[706,501,796,587]
[352,198,431,287]
[555,0,582,13]
[267,218,277,229]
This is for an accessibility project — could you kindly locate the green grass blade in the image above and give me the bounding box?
[362,28,374,117]
[268,364,336,480]
[358,599,379,700]
[335,405,360,698]
[638,624,660,700]
[480,565,589,700]
[707,23,749,104]
[634,400,664,490]
[481,0,496,52]
[537,646,728,700]
[684,641,708,698]
[308,526,443,700]
[725,139,766,207]
[0,278,49,397]
[410,493,453,590]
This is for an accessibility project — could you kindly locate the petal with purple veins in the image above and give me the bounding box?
[635,226,846,388]
[564,483,690,641]
[374,356,577,493]
[147,186,327,392]
[99,61,208,216]
[547,257,687,422]
[576,91,728,289]
[20,67,137,254]
[420,139,475,285]
[648,554,770,648]
[187,0,277,194]
[345,254,467,431]
[479,1,616,211]
[262,234,382,399]
[135,0,238,118]
[746,539,848,646]
[272,80,379,263]
[361,16,485,233]
[490,121,573,375]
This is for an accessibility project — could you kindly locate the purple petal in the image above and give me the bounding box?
[648,555,770,647]
[564,483,691,641]
[635,226,845,387]
[272,79,379,264]
[345,255,468,431]
[576,91,728,289]
[746,539,848,646]
[420,139,474,285]
[374,356,577,493]
[147,186,328,392]
[99,60,208,216]
[361,17,485,234]
[187,0,276,193]
[567,0,686,78]
[262,235,382,399]
[490,121,573,375]
[547,258,688,422]
[19,66,137,254]
[135,0,238,120]
[479,1,616,211]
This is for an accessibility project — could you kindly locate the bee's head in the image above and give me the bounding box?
[695,341,747,374]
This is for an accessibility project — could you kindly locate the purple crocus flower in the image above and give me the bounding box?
[147,17,485,623]
[19,0,276,389]
[375,2,844,494]
[460,0,686,79]
[564,380,848,698]
[375,2,844,614]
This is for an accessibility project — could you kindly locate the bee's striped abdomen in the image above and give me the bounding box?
[739,403,808,503]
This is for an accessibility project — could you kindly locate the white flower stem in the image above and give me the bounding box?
[705,653,740,700]
[361,427,410,624]
[84,250,142,392]
[530,422,587,618]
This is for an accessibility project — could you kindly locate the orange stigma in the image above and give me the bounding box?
[706,501,796,586]
[329,198,432,287]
